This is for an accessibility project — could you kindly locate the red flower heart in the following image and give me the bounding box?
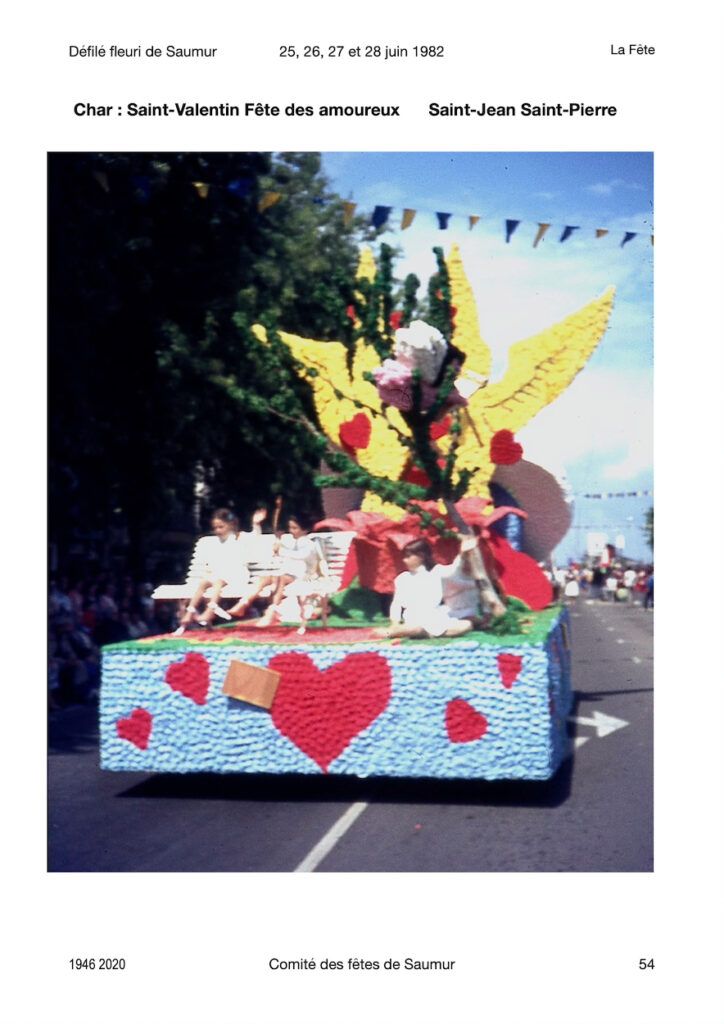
[389,311,403,330]
[346,304,356,322]
[490,429,523,465]
[165,652,210,705]
[497,653,523,689]
[339,413,371,454]
[429,415,452,441]
[445,699,488,743]
[269,652,392,771]
[116,708,153,749]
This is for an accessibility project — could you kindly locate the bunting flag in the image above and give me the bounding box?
[227,178,252,197]
[258,191,282,213]
[533,223,551,248]
[560,225,579,243]
[371,205,393,229]
[92,170,110,193]
[111,171,652,252]
[401,208,417,230]
[505,219,521,243]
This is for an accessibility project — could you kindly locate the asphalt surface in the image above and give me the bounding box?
[48,598,653,872]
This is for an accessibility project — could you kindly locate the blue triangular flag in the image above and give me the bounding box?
[436,212,452,229]
[621,231,637,247]
[227,178,252,197]
[505,219,521,243]
[371,205,393,228]
[559,225,580,243]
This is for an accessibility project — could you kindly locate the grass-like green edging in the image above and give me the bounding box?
[103,605,562,653]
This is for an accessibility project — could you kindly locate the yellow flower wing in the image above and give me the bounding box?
[479,286,615,434]
[447,244,492,378]
[251,323,356,443]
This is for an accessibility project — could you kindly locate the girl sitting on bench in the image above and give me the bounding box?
[175,508,249,633]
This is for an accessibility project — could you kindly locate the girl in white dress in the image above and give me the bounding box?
[176,508,249,631]
[256,515,333,627]
[381,535,481,639]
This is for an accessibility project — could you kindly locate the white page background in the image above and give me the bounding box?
[3,2,722,1021]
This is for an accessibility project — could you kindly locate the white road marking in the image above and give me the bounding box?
[616,638,626,644]
[607,626,615,632]
[632,656,642,664]
[294,801,368,872]
[568,710,629,738]
[574,736,590,749]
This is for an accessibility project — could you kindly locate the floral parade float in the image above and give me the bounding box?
[101,245,615,781]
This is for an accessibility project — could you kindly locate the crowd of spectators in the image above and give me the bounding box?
[547,561,654,607]
[48,574,177,708]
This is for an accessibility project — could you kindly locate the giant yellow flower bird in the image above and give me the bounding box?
[253,244,615,520]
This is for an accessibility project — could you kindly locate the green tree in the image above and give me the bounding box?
[49,152,368,575]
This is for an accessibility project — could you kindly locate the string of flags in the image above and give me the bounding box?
[353,202,652,247]
[91,170,652,246]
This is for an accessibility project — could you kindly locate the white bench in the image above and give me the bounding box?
[151,531,355,603]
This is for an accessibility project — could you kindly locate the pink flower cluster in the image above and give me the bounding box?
[372,359,467,413]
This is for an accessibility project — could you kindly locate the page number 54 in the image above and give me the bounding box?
[638,958,655,969]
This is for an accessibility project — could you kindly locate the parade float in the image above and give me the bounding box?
[100,245,614,781]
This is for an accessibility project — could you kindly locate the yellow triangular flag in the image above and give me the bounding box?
[533,223,551,248]
[92,171,110,193]
[595,228,609,239]
[401,208,416,230]
[468,215,480,231]
[258,191,282,213]
[192,181,210,199]
[342,201,357,226]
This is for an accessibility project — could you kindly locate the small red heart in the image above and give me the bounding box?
[497,653,523,689]
[270,652,391,771]
[339,412,372,453]
[490,429,523,465]
[165,652,210,705]
[116,708,153,749]
[389,311,403,330]
[429,415,452,441]
[401,462,431,488]
[445,699,488,743]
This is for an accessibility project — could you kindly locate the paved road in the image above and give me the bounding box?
[48,599,652,872]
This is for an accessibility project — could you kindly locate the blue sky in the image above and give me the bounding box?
[322,152,654,561]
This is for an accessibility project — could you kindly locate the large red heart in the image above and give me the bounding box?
[445,699,488,743]
[165,652,210,705]
[116,708,153,749]
[490,429,523,465]
[339,413,371,453]
[497,653,523,689]
[269,652,392,771]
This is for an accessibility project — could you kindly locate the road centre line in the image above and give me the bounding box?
[294,802,369,872]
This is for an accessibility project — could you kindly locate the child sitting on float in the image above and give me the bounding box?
[254,515,335,628]
[379,534,481,639]
[175,508,250,633]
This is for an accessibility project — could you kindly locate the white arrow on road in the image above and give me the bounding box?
[568,710,629,738]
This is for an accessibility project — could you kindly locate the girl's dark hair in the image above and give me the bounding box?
[211,507,239,528]
[287,514,308,532]
[401,538,435,571]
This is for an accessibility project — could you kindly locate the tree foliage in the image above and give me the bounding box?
[49,152,368,573]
